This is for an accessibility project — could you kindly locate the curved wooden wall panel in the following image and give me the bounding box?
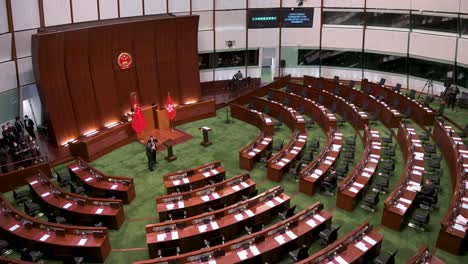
[32,15,201,146]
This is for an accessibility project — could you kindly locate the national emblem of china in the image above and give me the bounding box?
[118,52,133,70]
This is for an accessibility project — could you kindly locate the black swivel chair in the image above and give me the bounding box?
[209,202,226,212]
[408,89,416,99]
[318,226,340,247]
[245,221,264,234]
[13,188,31,204]
[69,182,85,195]
[408,209,430,231]
[158,246,180,258]
[288,162,303,182]
[204,235,224,247]
[0,240,12,256]
[361,190,380,212]
[345,135,357,147]
[176,184,192,193]
[278,205,296,220]
[289,244,310,262]
[320,172,338,196]
[419,128,432,142]
[168,210,187,221]
[55,170,71,186]
[24,201,43,218]
[273,139,285,152]
[20,248,43,262]
[382,144,397,157]
[372,249,398,264]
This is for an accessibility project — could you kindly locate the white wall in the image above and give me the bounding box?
[195,11,213,30]
[99,0,119,19]
[321,67,363,80]
[249,28,279,47]
[322,27,363,50]
[248,0,280,8]
[198,31,214,51]
[168,0,190,13]
[0,0,8,34]
[324,0,365,8]
[367,0,410,9]
[365,29,408,55]
[119,0,143,18]
[43,0,72,26]
[72,0,98,22]
[457,38,468,65]
[17,57,35,86]
[216,0,246,10]
[282,0,321,7]
[11,0,41,30]
[192,0,213,11]
[411,0,460,13]
[0,61,17,93]
[0,33,11,63]
[409,32,457,62]
[144,0,166,15]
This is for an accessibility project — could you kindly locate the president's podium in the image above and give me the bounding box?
[163,139,177,162]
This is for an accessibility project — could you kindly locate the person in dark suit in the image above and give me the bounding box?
[0,143,9,174]
[24,115,36,139]
[146,140,155,171]
[416,179,436,203]
[14,116,24,135]
[1,126,9,143]
[149,136,158,165]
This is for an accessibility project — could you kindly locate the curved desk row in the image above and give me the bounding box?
[250,96,306,133]
[68,159,135,204]
[382,124,425,231]
[298,222,382,264]
[267,130,307,182]
[300,129,343,196]
[269,89,337,131]
[147,187,289,257]
[27,173,125,229]
[337,126,381,211]
[239,132,273,171]
[157,174,256,221]
[360,79,435,127]
[0,257,33,263]
[433,121,468,255]
[289,83,368,130]
[406,245,445,264]
[164,164,225,194]
[304,76,402,128]
[230,103,274,136]
[135,202,331,264]
[0,194,111,262]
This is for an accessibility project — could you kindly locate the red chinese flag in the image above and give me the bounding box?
[166,95,177,120]
[131,98,147,134]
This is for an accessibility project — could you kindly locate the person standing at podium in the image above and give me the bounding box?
[146,139,155,171]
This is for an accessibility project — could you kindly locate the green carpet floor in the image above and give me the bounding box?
[3,107,468,264]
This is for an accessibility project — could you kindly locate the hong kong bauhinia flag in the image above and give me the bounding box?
[166,95,177,120]
[131,97,147,134]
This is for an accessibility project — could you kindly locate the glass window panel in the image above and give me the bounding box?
[198,53,213,69]
[248,50,259,66]
[298,49,320,66]
[456,66,468,88]
[323,11,364,26]
[366,12,410,28]
[321,50,362,69]
[461,18,468,35]
[409,57,454,83]
[364,52,407,75]
[411,14,459,34]
[215,51,246,68]
[0,88,19,124]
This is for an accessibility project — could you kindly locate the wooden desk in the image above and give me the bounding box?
[298,222,383,264]
[382,124,425,231]
[68,159,136,204]
[230,103,274,136]
[267,131,307,182]
[337,126,381,211]
[406,245,446,264]
[134,202,332,264]
[360,79,435,127]
[304,76,402,128]
[147,187,289,257]
[272,89,338,132]
[68,122,136,162]
[239,133,273,171]
[433,121,468,255]
[250,97,306,133]
[0,257,34,263]
[157,174,255,221]
[300,130,342,196]
[27,174,125,229]
[164,164,225,194]
[0,194,111,262]
[289,82,369,130]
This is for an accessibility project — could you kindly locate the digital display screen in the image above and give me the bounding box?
[247,9,280,28]
[281,8,314,27]
[247,8,314,28]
